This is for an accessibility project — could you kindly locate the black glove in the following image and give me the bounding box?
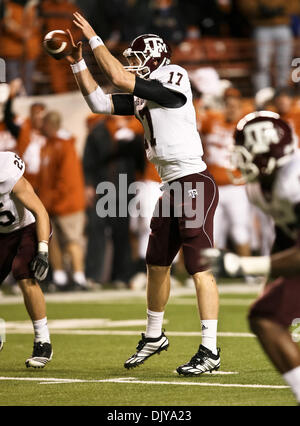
[259,5,285,19]
[31,251,49,281]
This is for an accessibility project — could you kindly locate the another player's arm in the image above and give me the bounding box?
[202,240,300,279]
[12,177,50,281]
[270,246,300,278]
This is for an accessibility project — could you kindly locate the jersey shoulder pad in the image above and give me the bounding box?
[150,64,191,95]
[275,153,300,205]
[0,151,25,194]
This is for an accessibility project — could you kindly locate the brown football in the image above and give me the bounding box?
[43,30,73,60]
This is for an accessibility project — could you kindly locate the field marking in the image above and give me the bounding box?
[45,330,255,338]
[172,370,238,375]
[0,285,261,305]
[4,318,255,338]
[0,376,288,390]
[4,318,163,331]
[6,320,298,339]
[171,298,254,306]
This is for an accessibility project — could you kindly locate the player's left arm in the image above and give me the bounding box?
[269,245,300,278]
[72,12,186,109]
[13,177,50,243]
[269,203,300,277]
[73,12,135,93]
[12,177,50,281]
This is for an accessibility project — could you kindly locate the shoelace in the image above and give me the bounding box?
[136,332,165,352]
[189,349,209,366]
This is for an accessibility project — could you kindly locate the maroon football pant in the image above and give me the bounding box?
[249,276,300,328]
[146,170,219,275]
[0,223,37,284]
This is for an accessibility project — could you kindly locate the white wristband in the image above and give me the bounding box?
[89,35,104,50]
[38,241,49,253]
[70,59,87,74]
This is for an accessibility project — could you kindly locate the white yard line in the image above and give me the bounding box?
[0,376,288,389]
[44,330,256,338]
[3,318,256,337]
[0,285,261,305]
[4,329,256,337]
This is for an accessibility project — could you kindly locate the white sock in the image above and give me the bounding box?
[201,320,218,355]
[146,309,164,338]
[33,317,50,344]
[53,270,68,286]
[283,366,300,403]
[73,271,87,286]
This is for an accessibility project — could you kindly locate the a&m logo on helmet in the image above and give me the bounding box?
[231,111,296,183]
[143,36,168,58]
[243,119,280,155]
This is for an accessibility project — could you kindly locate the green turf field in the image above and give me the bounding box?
[0,288,298,406]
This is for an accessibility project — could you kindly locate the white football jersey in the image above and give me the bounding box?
[0,152,35,234]
[246,152,300,241]
[134,64,206,183]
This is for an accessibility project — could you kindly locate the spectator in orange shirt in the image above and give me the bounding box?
[40,0,83,93]
[0,0,42,95]
[272,87,300,146]
[38,111,87,290]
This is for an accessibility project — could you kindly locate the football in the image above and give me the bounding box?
[43,30,73,60]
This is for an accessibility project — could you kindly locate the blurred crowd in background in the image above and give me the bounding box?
[2,0,300,95]
[1,0,300,293]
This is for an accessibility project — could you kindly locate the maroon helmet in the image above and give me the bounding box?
[231,111,297,183]
[123,34,172,78]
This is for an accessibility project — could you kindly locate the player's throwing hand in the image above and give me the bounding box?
[73,12,97,40]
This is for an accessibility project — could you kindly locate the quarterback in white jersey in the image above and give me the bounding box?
[61,12,220,376]
[202,111,300,404]
[0,151,52,368]
[133,64,206,183]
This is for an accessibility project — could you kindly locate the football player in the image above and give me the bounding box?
[202,111,300,403]
[62,12,221,375]
[0,151,52,368]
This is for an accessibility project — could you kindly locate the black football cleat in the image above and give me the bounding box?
[0,337,3,353]
[124,332,169,369]
[177,344,220,376]
[25,341,53,368]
